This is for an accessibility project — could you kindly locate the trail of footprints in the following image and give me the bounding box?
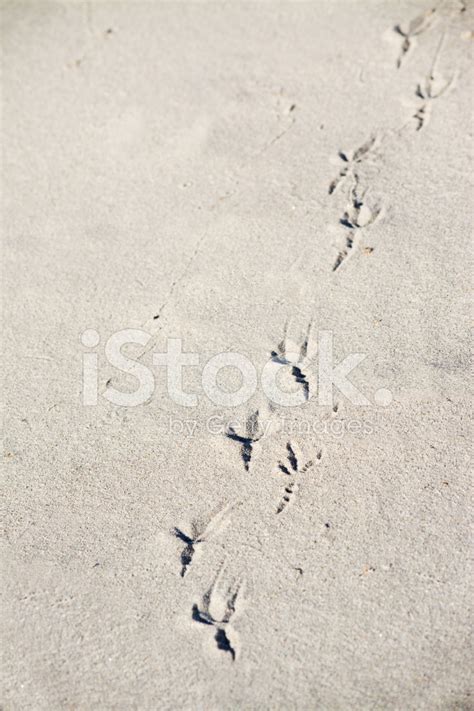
[172,331,324,660]
[329,137,383,272]
[395,2,462,133]
[171,510,244,660]
[173,438,324,660]
[172,2,467,663]
[328,2,465,272]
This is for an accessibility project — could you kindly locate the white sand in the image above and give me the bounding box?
[2,1,473,709]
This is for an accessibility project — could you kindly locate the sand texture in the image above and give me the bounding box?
[2,1,473,709]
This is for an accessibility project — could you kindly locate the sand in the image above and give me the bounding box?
[2,1,473,709]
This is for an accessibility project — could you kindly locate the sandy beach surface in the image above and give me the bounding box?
[2,1,473,709]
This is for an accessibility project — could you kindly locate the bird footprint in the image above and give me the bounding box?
[225,410,263,471]
[192,568,244,661]
[333,185,383,272]
[172,503,234,576]
[275,442,320,514]
[394,8,437,69]
[411,70,454,131]
[271,322,314,401]
[328,135,379,195]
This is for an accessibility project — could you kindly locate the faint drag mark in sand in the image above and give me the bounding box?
[192,566,244,661]
[225,410,263,472]
[102,230,209,396]
[274,442,321,514]
[172,503,235,577]
[67,3,115,69]
[266,103,297,150]
[257,93,297,156]
[271,321,314,401]
[148,229,209,325]
[393,7,438,69]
